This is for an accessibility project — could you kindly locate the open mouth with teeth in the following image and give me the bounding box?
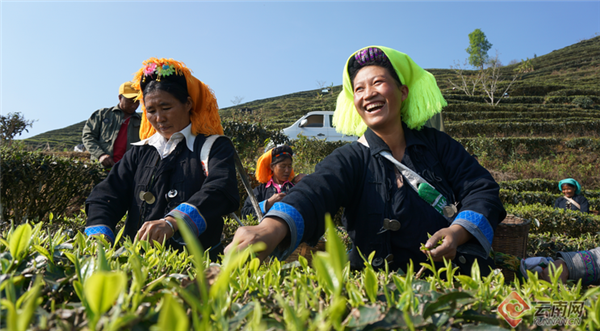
[365,102,385,112]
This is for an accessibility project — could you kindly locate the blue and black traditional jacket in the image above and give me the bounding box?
[554,195,590,214]
[85,134,239,252]
[265,123,506,271]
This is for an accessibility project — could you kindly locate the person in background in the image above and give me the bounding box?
[227,46,505,275]
[82,81,141,168]
[85,58,239,259]
[241,145,305,219]
[554,178,590,213]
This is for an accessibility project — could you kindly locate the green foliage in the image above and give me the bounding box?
[0,146,105,223]
[506,203,600,237]
[499,189,599,210]
[222,119,288,164]
[290,134,349,173]
[466,29,492,69]
[4,222,600,330]
[572,96,595,109]
[0,112,35,146]
[446,119,600,137]
[499,179,557,192]
[528,232,600,257]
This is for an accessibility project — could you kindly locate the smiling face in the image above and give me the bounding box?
[561,183,576,198]
[352,65,408,133]
[144,90,193,140]
[270,158,292,184]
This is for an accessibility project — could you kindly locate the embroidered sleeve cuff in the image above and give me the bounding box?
[264,202,305,260]
[259,200,266,214]
[167,203,206,237]
[558,250,599,285]
[85,225,115,242]
[452,210,494,255]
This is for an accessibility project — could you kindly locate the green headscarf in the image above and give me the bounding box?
[333,46,447,137]
[558,178,581,195]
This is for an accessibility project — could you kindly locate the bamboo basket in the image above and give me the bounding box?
[492,214,531,281]
[284,239,326,265]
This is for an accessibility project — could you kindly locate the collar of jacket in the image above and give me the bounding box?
[363,122,428,157]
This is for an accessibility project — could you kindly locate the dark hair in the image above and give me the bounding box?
[141,74,190,104]
[271,145,293,165]
[348,54,402,88]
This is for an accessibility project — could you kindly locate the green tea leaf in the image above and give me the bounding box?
[9,223,32,261]
[324,214,347,287]
[423,291,473,319]
[364,267,378,304]
[153,294,189,331]
[83,271,126,316]
[17,276,43,331]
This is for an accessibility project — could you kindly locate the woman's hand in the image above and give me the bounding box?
[422,224,473,262]
[540,260,569,283]
[265,193,286,211]
[224,217,289,261]
[137,218,177,244]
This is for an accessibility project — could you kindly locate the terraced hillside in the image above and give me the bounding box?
[22,40,600,199]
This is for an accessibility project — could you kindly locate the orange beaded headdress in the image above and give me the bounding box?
[131,58,223,139]
[255,145,295,184]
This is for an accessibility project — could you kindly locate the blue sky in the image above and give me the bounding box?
[2,1,599,140]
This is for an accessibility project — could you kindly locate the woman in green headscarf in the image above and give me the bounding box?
[554,178,590,213]
[226,46,505,275]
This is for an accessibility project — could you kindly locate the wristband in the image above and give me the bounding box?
[162,218,175,234]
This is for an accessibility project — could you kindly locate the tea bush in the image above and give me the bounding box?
[0,146,105,224]
[506,203,600,237]
[289,134,350,173]
[500,189,600,210]
[528,232,600,257]
[446,119,600,137]
[499,178,558,192]
[572,96,595,109]
[2,221,600,330]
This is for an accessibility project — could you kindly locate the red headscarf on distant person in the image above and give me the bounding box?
[131,58,223,139]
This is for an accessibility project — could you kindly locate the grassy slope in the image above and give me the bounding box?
[22,37,600,150]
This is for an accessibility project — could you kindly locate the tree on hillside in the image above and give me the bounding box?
[481,51,534,106]
[466,29,492,70]
[1,112,35,147]
[448,51,534,106]
[231,96,245,106]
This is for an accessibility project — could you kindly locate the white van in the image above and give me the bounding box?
[283,111,358,142]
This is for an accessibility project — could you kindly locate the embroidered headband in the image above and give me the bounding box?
[355,47,391,67]
[132,58,224,139]
[333,46,447,136]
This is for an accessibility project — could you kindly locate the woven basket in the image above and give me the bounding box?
[284,239,326,265]
[492,214,531,259]
[492,214,531,281]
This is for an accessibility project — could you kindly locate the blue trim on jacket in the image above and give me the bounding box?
[167,203,207,236]
[264,202,305,259]
[85,225,115,242]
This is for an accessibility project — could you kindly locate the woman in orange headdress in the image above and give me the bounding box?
[241,145,305,219]
[85,58,239,259]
